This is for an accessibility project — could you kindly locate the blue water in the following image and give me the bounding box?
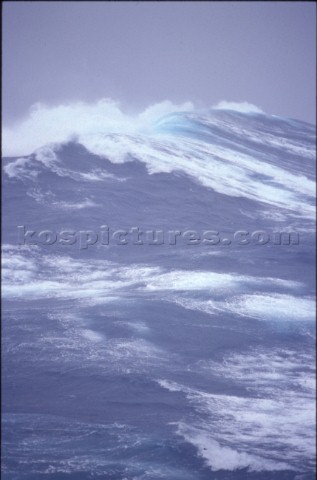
[2,108,316,479]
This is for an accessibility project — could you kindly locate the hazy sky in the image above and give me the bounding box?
[3,1,316,124]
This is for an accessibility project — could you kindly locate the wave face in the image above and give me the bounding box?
[2,106,316,479]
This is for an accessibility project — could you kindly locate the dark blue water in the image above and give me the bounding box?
[2,109,316,479]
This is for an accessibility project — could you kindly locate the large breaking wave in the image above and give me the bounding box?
[2,100,316,479]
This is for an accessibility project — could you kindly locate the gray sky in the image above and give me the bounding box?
[3,1,316,124]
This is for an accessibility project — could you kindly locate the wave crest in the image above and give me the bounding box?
[3,99,194,157]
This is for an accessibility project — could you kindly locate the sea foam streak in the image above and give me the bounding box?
[158,346,315,472]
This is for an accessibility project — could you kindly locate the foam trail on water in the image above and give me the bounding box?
[158,345,316,472]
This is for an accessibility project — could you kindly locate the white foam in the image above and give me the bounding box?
[196,348,316,398]
[4,156,38,179]
[80,329,104,343]
[213,101,264,114]
[115,321,150,334]
[52,198,99,210]
[79,169,122,182]
[42,311,167,374]
[1,250,157,302]
[2,249,306,318]
[3,144,122,184]
[157,379,186,393]
[2,99,194,157]
[175,423,290,471]
[3,145,61,180]
[159,346,315,472]
[225,293,315,322]
[145,270,301,293]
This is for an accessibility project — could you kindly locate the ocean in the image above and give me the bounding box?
[2,107,316,479]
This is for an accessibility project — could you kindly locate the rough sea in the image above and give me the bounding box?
[2,106,316,479]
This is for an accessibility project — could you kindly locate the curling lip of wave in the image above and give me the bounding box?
[2,99,195,157]
[2,99,271,157]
